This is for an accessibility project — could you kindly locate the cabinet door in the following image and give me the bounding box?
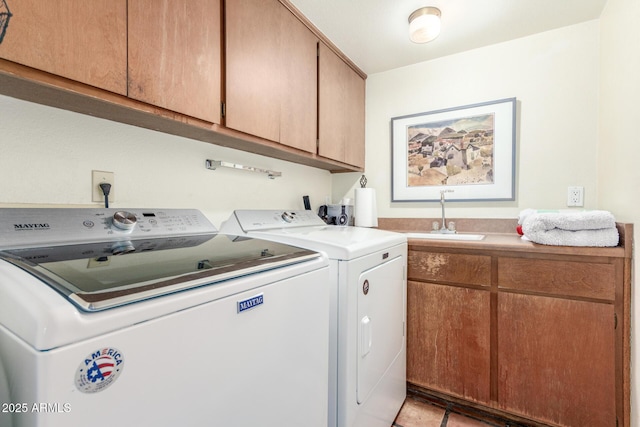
[128,0,221,123]
[225,0,317,152]
[318,43,365,168]
[344,63,366,167]
[498,293,615,426]
[407,280,491,404]
[279,8,317,153]
[225,0,280,141]
[0,0,126,94]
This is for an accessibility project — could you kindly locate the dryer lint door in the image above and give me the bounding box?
[356,255,404,404]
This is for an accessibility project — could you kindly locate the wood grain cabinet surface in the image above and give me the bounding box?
[128,0,222,123]
[408,280,491,404]
[497,292,615,426]
[406,238,631,427]
[318,42,365,168]
[225,0,317,153]
[0,0,366,172]
[226,0,366,166]
[0,0,127,94]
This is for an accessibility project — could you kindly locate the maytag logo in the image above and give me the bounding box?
[13,223,50,231]
[237,293,264,313]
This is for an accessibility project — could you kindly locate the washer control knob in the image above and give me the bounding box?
[111,241,136,255]
[112,211,137,231]
[281,211,295,223]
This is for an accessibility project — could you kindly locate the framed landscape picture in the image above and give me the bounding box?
[391,98,516,202]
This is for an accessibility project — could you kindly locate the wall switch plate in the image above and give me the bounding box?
[92,170,115,203]
[567,186,584,207]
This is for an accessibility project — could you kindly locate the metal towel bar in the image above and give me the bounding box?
[205,160,282,179]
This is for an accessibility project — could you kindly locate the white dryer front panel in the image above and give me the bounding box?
[356,255,405,404]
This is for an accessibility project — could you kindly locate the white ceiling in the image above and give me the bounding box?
[288,0,608,75]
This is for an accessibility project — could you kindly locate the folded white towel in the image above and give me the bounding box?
[522,227,619,247]
[521,210,619,247]
[522,210,616,232]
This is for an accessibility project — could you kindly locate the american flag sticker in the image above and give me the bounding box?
[75,347,125,393]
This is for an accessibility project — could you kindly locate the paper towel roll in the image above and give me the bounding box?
[354,188,378,227]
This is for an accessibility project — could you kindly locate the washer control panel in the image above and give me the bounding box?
[230,210,326,232]
[0,208,216,249]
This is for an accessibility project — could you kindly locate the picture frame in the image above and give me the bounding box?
[391,97,516,202]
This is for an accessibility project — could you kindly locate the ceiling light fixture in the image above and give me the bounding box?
[408,7,441,44]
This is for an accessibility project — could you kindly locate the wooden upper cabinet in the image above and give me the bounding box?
[0,0,127,94]
[318,42,365,168]
[225,0,280,142]
[128,0,222,123]
[225,0,317,153]
[344,63,366,167]
[279,8,318,153]
[0,0,365,172]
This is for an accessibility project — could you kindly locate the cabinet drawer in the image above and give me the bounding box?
[498,257,615,300]
[408,251,491,286]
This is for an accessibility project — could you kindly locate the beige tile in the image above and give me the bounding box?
[394,398,446,427]
[447,412,497,427]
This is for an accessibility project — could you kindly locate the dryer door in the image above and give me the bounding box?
[356,255,404,404]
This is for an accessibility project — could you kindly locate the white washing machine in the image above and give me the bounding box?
[0,208,330,427]
[220,210,407,427]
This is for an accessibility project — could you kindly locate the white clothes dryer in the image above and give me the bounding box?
[221,210,407,427]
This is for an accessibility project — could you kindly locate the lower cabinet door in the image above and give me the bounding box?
[497,292,616,427]
[407,280,491,404]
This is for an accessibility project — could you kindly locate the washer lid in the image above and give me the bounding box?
[0,234,319,311]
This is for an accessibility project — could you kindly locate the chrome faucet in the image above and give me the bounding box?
[432,189,456,234]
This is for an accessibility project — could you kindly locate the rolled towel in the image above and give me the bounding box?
[517,208,553,235]
[521,210,619,247]
[517,208,537,226]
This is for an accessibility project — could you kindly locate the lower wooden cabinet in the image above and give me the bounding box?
[406,239,631,427]
[497,292,615,426]
[408,281,491,404]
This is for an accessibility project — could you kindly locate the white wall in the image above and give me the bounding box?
[0,95,332,227]
[334,20,601,220]
[599,0,640,425]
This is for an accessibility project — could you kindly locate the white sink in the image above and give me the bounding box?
[405,232,485,241]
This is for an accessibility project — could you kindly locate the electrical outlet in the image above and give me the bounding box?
[92,170,115,203]
[567,186,584,207]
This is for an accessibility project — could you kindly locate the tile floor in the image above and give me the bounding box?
[393,394,532,427]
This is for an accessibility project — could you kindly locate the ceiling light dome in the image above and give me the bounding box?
[408,7,441,44]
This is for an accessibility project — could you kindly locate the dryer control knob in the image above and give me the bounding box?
[112,211,137,231]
